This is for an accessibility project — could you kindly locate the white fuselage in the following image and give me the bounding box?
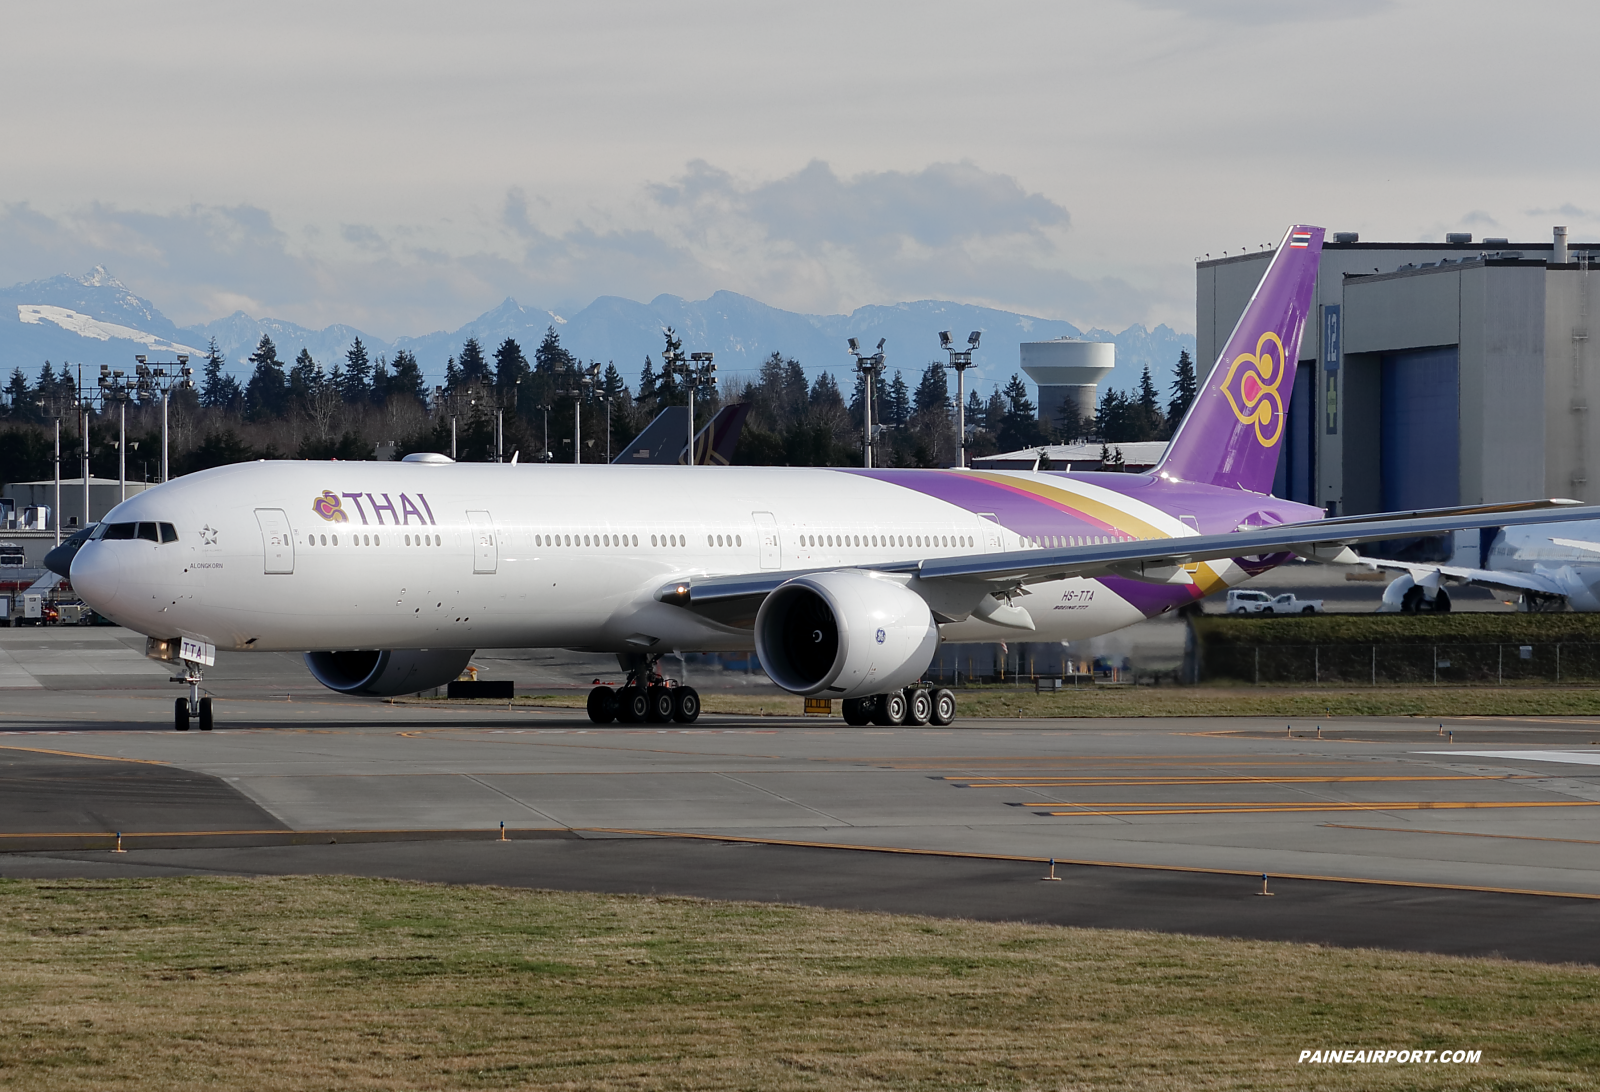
[71,461,1271,654]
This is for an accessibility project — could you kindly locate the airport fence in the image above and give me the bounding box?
[1200,642,1600,686]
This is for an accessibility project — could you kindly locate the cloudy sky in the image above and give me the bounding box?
[0,1,1592,338]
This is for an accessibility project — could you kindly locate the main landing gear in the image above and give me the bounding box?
[842,686,956,727]
[587,655,700,725]
[170,663,213,731]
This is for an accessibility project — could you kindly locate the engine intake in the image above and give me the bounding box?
[304,648,475,697]
[754,571,937,699]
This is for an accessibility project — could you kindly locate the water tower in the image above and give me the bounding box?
[1020,338,1115,429]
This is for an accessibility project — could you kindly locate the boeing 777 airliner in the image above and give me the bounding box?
[64,226,1600,730]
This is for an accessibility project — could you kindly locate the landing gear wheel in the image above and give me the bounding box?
[174,697,189,731]
[930,688,957,726]
[842,696,874,726]
[672,686,701,724]
[872,689,908,726]
[645,685,675,723]
[906,688,933,725]
[198,697,213,731]
[1433,589,1452,613]
[587,686,618,724]
[617,687,648,724]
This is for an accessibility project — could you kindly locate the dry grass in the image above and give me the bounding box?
[1,876,1598,1090]
[456,686,1600,720]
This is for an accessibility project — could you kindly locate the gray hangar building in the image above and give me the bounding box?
[1197,229,1600,529]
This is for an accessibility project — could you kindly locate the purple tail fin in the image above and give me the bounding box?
[1157,224,1324,492]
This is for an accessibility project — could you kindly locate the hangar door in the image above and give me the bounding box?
[1272,362,1316,504]
[1380,347,1459,511]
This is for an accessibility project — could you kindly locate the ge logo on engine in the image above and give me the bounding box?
[875,628,886,644]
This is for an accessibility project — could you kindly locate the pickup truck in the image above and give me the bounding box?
[1226,590,1324,615]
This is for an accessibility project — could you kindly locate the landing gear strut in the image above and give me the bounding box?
[170,662,213,731]
[587,654,699,725]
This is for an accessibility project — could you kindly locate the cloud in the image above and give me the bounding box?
[1459,210,1499,227]
[1127,0,1395,23]
[0,160,1176,340]
[1527,204,1596,221]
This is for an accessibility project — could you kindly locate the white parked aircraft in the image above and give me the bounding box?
[1373,519,1600,613]
[64,227,1600,729]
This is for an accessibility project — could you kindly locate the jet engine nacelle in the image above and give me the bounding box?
[304,648,475,697]
[754,571,938,699]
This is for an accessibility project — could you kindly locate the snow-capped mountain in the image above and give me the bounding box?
[0,269,1195,401]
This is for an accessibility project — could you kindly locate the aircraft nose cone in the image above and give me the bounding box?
[70,543,122,613]
[43,541,78,578]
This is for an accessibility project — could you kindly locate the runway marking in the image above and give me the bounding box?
[0,744,169,766]
[576,827,1600,902]
[1324,824,1600,847]
[947,775,1529,787]
[1029,800,1600,816]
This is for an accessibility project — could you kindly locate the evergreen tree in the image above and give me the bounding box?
[493,337,530,394]
[1134,364,1166,439]
[1167,348,1198,432]
[199,337,240,410]
[244,335,289,420]
[342,337,371,402]
[809,371,844,412]
[535,326,575,375]
[5,367,32,413]
[998,373,1045,451]
[637,356,658,406]
[887,370,910,425]
[388,350,427,405]
[369,354,390,404]
[288,349,321,404]
[458,337,490,385]
[913,361,949,417]
[444,355,461,390]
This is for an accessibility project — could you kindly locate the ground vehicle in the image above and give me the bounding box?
[1227,590,1323,615]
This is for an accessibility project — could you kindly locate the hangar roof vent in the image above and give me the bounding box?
[1333,231,1359,243]
[1484,237,1509,246]
[1445,232,1473,244]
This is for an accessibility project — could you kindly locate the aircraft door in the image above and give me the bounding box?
[468,511,497,574]
[255,509,295,574]
[752,511,781,569]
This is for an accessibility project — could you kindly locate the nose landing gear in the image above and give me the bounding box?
[170,664,213,731]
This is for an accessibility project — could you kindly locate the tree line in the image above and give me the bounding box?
[0,328,1199,482]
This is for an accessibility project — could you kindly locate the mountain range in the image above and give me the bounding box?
[0,268,1195,404]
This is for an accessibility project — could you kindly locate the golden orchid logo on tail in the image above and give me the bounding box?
[1219,331,1287,447]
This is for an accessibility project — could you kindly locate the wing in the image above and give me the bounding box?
[659,499,1600,624]
[1363,558,1566,598]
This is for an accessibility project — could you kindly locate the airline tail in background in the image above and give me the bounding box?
[1156,225,1324,493]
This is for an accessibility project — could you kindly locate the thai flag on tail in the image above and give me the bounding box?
[1289,231,1313,249]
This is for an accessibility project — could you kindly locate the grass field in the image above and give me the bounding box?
[429,685,1600,719]
[2,876,1598,1090]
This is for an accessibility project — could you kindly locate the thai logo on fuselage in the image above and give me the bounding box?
[312,491,348,522]
[312,490,437,526]
[1219,331,1287,447]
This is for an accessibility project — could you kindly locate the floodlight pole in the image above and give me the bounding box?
[52,417,60,547]
[939,331,980,468]
[662,349,716,466]
[849,339,886,468]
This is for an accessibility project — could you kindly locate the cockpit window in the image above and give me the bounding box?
[90,523,108,540]
[102,523,136,540]
[101,521,179,543]
[160,523,178,543]
[137,522,160,542]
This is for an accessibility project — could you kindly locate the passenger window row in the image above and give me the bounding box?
[799,533,973,549]
[538,533,640,548]
[306,533,442,547]
[97,521,178,543]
